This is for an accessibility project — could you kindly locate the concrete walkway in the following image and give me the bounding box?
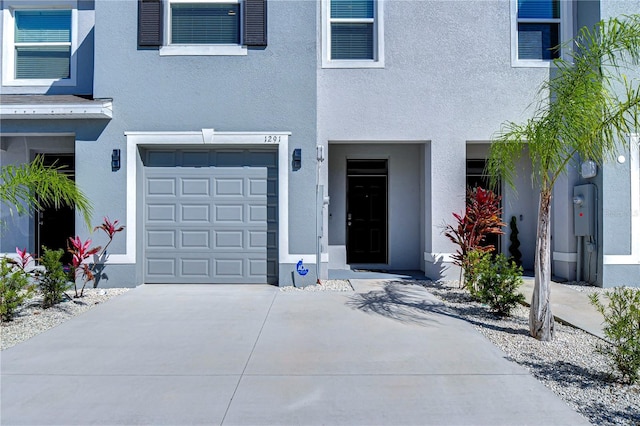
[1,281,588,425]
[519,278,606,339]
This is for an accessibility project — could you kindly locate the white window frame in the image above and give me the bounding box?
[160,0,247,56]
[2,0,78,86]
[510,0,573,68]
[322,0,384,69]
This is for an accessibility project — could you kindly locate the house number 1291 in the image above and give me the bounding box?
[264,135,281,143]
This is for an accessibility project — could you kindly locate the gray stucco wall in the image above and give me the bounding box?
[597,1,640,287]
[88,0,317,286]
[319,0,553,279]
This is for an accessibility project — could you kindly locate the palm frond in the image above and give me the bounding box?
[0,156,92,226]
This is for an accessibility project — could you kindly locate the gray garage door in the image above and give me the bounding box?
[143,149,277,284]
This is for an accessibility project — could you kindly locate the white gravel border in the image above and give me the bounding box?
[1,288,129,350]
[418,280,639,426]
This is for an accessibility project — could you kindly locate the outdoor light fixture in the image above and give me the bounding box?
[111,149,121,171]
[292,148,302,170]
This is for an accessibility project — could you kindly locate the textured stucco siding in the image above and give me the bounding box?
[88,0,318,286]
[319,0,552,279]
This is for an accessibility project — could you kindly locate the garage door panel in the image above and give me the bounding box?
[144,149,277,284]
[214,230,244,249]
[147,178,176,196]
[181,259,210,277]
[181,204,211,222]
[147,151,176,166]
[147,204,176,222]
[248,258,267,276]
[147,230,176,249]
[248,205,267,222]
[214,204,244,223]
[147,258,176,276]
[182,151,210,167]
[214,258,244,277]
[249,230,267,248]
[215,178,244,196]
[249,178,267,196]
[181,178,210,196]
[181,230,210,249]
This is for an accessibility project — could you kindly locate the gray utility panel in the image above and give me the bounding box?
[143,149,278,284]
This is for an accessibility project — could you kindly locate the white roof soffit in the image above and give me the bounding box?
[0,96,112,120]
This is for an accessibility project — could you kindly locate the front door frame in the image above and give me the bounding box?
[35,153,76,264]
[346,159,388,264]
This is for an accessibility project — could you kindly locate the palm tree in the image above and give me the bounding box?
[0,155,92,227]
[488,15,640,341]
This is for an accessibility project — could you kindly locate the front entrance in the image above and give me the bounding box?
[466,159,501,253]
[36,154,75,264]
[346,160,388,264]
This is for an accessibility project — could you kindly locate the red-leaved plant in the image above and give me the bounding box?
[14,247,33,270]
[444,187,505,288]
[68,217,125,297]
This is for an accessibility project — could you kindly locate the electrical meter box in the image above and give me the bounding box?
[573,184,595,236]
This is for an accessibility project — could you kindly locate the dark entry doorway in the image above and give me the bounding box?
[466,159,501,253]
[346,160,388,264]
[36,154,75,265]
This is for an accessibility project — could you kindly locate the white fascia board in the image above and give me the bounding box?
[0,101,113,119]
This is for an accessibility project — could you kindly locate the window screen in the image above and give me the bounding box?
[330,0,375,60]
[516,0,560,60]
[14,10,71,79]
[171,3,240,44]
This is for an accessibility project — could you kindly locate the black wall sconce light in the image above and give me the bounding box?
[292,148,302,171]
[111,149,121,172]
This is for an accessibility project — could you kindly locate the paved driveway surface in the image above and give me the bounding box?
[1,281,588,425]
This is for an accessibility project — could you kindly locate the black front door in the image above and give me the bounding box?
[36,154,75,265]
[347,161,388,264]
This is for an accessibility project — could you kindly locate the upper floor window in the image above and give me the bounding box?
[170,2,240,45]
[511,0,572,67]
[2,2,77,86]
[162,0,244,55]
[138,0,266,56]
[322,0,384,68]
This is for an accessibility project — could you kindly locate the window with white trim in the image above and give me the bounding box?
[511,0,572,67]
[322,0,384,68]
[2,3,77,86]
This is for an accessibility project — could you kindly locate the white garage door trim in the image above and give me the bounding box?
[109,130,310,268]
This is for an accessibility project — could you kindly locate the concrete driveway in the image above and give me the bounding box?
[1,280,588,425]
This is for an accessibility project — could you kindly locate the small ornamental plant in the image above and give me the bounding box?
[590,288,640,384]
[68,217,124,297]
[444,186,505,288]
[37,247,71,308]
[0,256,34,321]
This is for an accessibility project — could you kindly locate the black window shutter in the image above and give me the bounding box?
[243,0,267,47]
[138,0,163,47]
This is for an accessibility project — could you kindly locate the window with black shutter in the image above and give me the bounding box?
[138,0,267,52]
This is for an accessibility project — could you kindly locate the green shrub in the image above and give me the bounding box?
[37,247,71,309]
[463,248,491,294]
[473,253,525,316]
[0,258,34,321]
[589,288,640,384]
